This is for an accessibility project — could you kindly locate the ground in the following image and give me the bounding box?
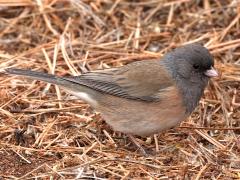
[0,0,240,179]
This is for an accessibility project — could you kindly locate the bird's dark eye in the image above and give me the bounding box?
[193,64,200,69]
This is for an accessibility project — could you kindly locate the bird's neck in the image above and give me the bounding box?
[160,57,208,113]
[176,78,208,113]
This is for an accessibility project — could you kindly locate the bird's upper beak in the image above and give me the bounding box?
[204,66,218,77]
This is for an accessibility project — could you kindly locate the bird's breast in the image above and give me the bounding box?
[96,86,188,136]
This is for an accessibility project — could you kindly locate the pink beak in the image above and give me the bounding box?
[204,66,218,77]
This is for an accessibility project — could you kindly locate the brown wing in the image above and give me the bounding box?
[62,60,174,101]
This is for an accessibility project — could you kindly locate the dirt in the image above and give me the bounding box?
[0,149,58,178]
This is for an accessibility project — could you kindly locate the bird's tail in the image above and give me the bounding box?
[5,68,71,87]
[5,68,99,106]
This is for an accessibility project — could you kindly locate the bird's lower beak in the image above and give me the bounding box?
[204,66,218,77]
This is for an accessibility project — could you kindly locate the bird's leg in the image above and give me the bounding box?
[127,134,148,156]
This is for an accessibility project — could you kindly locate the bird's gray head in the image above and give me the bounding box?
[164,43,217,83]
[162,43,218,113]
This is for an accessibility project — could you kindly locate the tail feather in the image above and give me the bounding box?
[5,68,99,106]
[5,68,67,86]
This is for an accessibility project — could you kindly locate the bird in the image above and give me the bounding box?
[5,43,218,138]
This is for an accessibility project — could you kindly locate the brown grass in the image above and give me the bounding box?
[0,0,240,179]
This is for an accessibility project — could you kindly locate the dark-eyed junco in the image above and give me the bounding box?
[6,43,218,136]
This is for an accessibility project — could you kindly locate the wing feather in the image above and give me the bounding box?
[62,60,174,101]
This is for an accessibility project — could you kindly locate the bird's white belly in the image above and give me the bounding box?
[65,89,98,107]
